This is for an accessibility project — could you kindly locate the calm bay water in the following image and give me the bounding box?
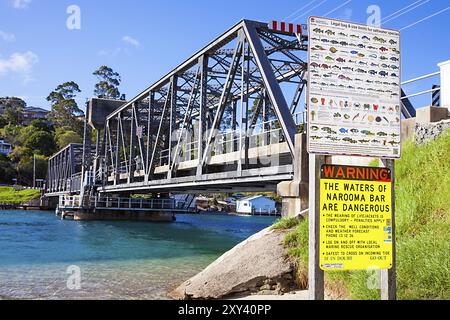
[0,210,277,300]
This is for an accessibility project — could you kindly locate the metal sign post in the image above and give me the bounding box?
[381,159,396,300]
[308,154,325,300]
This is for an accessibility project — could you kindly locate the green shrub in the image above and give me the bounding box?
[271,216,301,230]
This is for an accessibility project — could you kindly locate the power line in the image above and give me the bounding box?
[381,0,425,22]
[382,0,430,25]
[291,0,328,22]
[400,6,450,31]
[284,0,317,21]
[323,0,352,17]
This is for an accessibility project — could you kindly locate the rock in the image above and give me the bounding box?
[169,227,295,300]
[415,120,450,145]
[259,284,272,291]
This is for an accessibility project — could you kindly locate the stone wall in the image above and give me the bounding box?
[415,119,450,145]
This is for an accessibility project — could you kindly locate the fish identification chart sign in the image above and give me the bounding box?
[307,17,401,158]
[319,165,393,270]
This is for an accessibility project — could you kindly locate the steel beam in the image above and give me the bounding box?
[201,34,244,167]
[243,20,296,157]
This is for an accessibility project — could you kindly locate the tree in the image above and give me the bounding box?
[17,155,47,186]
[23,131,56,157]
[8,146,33,163]
[1,124,23,146]
[55,130,82,149]
[0,153,15,184]
[0,97,26,125]
[30,119,53,133]
[47,81,84,135]
[93,66,122,99]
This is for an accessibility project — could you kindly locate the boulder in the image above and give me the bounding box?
[169,227,296,300]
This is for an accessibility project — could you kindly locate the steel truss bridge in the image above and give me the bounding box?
[44,19,417,199]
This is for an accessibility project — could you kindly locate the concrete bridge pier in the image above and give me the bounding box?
[277,133,309,218]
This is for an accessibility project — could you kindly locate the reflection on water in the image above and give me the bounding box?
[0,210,276,299]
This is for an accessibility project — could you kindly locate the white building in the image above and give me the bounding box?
[236,195,277,215]
[0,139,12,156]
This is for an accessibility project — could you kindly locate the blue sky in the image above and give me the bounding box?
[0,0,449,111]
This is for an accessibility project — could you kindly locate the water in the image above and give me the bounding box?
[0,210,277,300]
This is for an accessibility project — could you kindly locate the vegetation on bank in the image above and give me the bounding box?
[0,66,122,186]
[0,187,41,204]
[273,129,450,300]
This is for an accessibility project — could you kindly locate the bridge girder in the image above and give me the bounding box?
[46,19,309,196]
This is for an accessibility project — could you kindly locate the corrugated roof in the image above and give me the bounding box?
[238,195,266,201]
[24,106,50,113]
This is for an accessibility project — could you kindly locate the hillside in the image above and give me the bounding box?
[276,129,450,300]
[0,187,41,204]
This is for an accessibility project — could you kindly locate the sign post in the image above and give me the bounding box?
[380,159,396,300]
[305,16,400,300]
[308,154,326,300]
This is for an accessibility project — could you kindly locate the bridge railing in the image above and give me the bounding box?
[106,110,308,177]
[293,111,306,126]
[69,173,82,192]
[401,71,441,111]
[58,194,185,211]
[59,195,82,208]
[92,197,177,210]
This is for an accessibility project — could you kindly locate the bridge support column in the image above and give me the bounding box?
[277,133,309,217]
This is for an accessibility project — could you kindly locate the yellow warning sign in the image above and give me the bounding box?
[320,165,393,271]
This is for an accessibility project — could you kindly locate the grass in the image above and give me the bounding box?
[271,216,301,230]
[276,129,450,300]
[0,186,41,204]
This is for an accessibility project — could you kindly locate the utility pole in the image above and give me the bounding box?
[33,154,36,189]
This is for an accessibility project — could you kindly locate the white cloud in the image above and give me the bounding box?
[122,36,140,47]
[98,36,139,57]
[12,0,32,9]
[97,47,131,58]
[0,31,16,42]
[0,51,38,84]
[97,50,108,56]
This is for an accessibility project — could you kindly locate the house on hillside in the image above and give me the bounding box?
[0,139,13,156]
[22,106,50,125]
[236,195,278,215]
